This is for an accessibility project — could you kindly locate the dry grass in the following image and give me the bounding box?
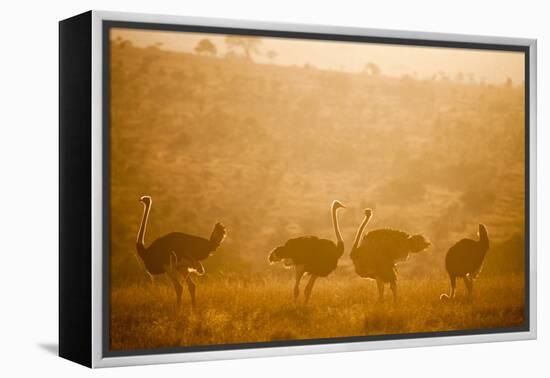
[110,273,525,351]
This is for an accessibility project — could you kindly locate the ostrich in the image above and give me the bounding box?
[136,195,226,307]
[350,212,431,303]
[440,224,489,300]
[268,200,346,304]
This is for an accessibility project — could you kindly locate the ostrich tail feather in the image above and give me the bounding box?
[408,234,431,253]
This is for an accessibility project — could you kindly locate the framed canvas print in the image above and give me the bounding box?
[59,10,537,368]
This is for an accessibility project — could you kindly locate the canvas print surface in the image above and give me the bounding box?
[107,26,527,353]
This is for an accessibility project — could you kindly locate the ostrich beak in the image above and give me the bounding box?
[333,200,346,209]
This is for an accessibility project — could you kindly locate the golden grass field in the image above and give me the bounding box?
[110,272,525,351]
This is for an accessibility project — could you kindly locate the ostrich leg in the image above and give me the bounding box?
[449,275,457,299]
[165,266,183,306]
[304,274,318,304]
[376,279,385,302]
[294,265,306,303]
[463,276,473,297]
[174,260,197,308]
[173,258,198,308]
[390,279,398,303]
[186,275,196,308]
[146,271,155,285]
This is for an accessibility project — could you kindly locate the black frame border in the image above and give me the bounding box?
[101,19,531,359]
[59,11,93,367]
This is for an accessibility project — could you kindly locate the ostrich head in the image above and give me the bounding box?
[139,195,152,206]
[364,208,373,219]
[210,222,226,248]
[478,223,489,250]
[331,200,346,211]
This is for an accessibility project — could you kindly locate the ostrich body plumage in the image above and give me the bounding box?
[445,224,489,279]
[135,195,226,306]
[138,232,220,275]
[269,235,343,277]
[441,224,489,300]
[351,228,431,283]
[268,200,346,304]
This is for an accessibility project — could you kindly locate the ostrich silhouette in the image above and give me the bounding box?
[268,200,346,304]
[440,224,489,300]
[136,195,226,307]
[350,211,430,303]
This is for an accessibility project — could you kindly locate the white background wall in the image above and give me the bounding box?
[0,0,546,376]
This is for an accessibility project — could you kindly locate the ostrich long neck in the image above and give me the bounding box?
[479,225,489,252]
[332,206,344,247]
[351,215,370,252]
[137,202,151,248]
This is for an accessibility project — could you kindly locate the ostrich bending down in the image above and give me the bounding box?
[440,224,489,300]
[268,200,346,304]
[136,195,226,307]
[350,212,431,303]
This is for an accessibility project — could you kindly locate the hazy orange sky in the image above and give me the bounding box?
[112,28,524,84]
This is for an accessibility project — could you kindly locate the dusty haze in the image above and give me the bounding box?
[109,28,526,351]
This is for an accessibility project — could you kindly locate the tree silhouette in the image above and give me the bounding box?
[194,38,217,56]
[119,39,133,49]
[364,62,381,77]
[147,42,163,51]
[225,36,262,61]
